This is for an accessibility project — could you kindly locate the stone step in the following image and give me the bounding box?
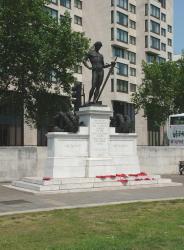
[14,180,123,191]
[11,179,182,194]
[21,175,161,186]
[12,181,60,192]
[67,182,182,193]
[13,176,172,193]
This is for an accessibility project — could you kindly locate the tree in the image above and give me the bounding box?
[132,58,184,128]
[0,0,89,128]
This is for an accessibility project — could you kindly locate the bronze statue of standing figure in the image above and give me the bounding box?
[83,41,116,103]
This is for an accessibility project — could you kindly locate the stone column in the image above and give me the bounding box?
[78,105,114,177]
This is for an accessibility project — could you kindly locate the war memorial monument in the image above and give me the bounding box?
[12,42,181,192]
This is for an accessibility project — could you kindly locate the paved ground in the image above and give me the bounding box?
[0,174,184,216]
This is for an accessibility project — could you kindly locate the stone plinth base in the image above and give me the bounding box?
[45,105,141,178]
[10,105,182,193]
[12,175,182,193]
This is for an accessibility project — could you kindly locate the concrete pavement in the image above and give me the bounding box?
[0,175,184,216]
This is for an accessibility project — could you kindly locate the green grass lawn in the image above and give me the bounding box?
[1,200,184,250]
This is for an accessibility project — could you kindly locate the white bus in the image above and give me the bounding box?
[167,113,184,146]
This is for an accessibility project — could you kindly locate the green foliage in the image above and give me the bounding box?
[0,0,89,127]
[132,59,184,128]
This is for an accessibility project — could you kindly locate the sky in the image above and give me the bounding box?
[174,0,184,54]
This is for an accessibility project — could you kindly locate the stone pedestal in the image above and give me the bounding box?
[13,103,180,193]
[78,105,114,177]
[44,105,141,178]
[78,105,112,158]
[12,105,181,193]
[44,130,88,178]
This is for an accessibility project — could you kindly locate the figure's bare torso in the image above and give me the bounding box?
[88,51,104,70]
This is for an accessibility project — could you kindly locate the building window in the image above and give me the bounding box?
[147,54,166,64]
[159,0,166,9]
[161,43,166,51]
[129,4,136,14]
[117,0,128,10]
[74,0,82,9]
[45,7,58,20]
[60,0,71,9]
[150,36,160,50]
[111,79,114,92]
[150,4,160,19]
[145,20,148,31]
[146,53,156,63]
[130,67,136,76]
[130,83,136,92]
[117,12,128,27]
[116,62,128,76]
[74,15,82,25]
[117,28,128,43]
[129,36,136,45]
[111,0,114,6]
[112,47,128,59]
[157,57,166,63]
[145,36,148,48]
[129,20,136,29]
[145,4,148,16]
[150,20,160,34]
[161,28,166,37]
[161,13,166,22]
[128,51,136,64]
[168,25,172,33]
[51,0,58,5]
[168,52,172,61]
[117,79,128,93]
[111,11,114,23]
[168,38,172,46]
[111,28,114,40]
